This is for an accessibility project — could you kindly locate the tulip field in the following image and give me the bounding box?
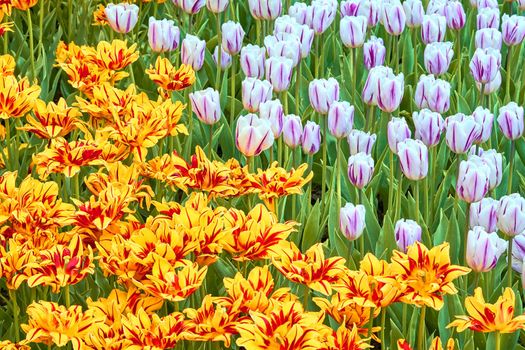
[2,0,525,349]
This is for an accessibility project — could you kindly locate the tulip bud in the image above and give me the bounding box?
[282,114,303,148]
[397,139,428,180]
[498,194,525,237]
[403,0,424,28]
[288,2,309,25]
[377,72,404,113]
[502,14,525,46]
[293,24,315,58]
[424,42,454,76]
[421,15,447,44]
[497,102,525,140]
[363,36,386,70]
[347,130,376,155]
[301,121,321,155]
[264,33,302,67]
[309,78,340,114]
[475,149,503,190]
[357,0,381,27]
[206,0,228,13]
[181,34,206,71]
[381,0,406,35]
[387,117,411,154]
[248,0,282,20]
[445,114,482,154]
[105,3,139,34]
[328,101,354,138]
[148,18,180,53]
[341,0,360,17]
[456,159,490,203]
[241,78,273,113]
[476,71,502,95]
[394,219,422,252]
[340,203,366,241]
[472,106,494,143]
[222,21,245,55]
[259,100,284,138]
[190,88,221,125]
[348,152,374,189]
[466,226,507,272]
[470,197,499,232]
[178,0,206,14]
[213,46,232,70]
[475,28,503,50]
[340,15,368,48]
[235,114,274,157]
[477,7,500,30]
[513,234,525,272]
[265,56,294,92]
[470,48,501,85]
[413,109,444,147]
[240,44,266,79]
[444,1,466,30]
[309,2,337,34]
[274,15,298,34]
[476,0,498,9]
[426,0,446,16]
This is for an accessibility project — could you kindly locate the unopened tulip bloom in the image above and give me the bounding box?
[397,139,428,180]
[248,0,282,20]
[477,150,503,190]
[363,36,386,70]
[395,219,422,252]
[264,33,301,67]
[514,234,525,272]
[282,114,303,147]
[178,0,206,14]
[274,15,298,34]
[347,152,374,189]
[213,46,232,70]
[475,28,503,50]
[377,72,404,113]
[240,45,266,79]
[309,78,340,114]
[347,130,376,155]
[445,114,482,154]
[206,0,228,13]
[235,114,274,157]
[472,106,494,143]
[497,102,524,140]
[381,0,406,35]
[340,203,366,241]
[309,2,337,34]
[148,18,180,52]
[340,15,368,48]
[387,117,411,154]
[341,0,360,17]
[105,3,139,34]
[413,109,444,147]
[357,0,381,27]
[424,42,454,75]
[301,121,321,155]
[476,0,498,9]
[265,56,294,92]
[293,24,315,58]
[328,101,354,138]
[403,0,424,28]
[466,226,507,272]
[259,100,284,138]
[477,7,500,30]
[444,1,466,30]
[426,0,446,15]
[241,78,273,113]
[497,194,525,237]
[421,15,447,44]
[190,88,221,125]
[289,2,309,25]
[456,159,490,203]
[415,74,450,113]
[502,14,525,46]
[470,48,501,85]
[477,71,501,95]
[222,21,245,55]
[181,34,206,71]
[470,197,499,232]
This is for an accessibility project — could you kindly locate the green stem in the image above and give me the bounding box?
[367,307,375,338]
[65,284,71,307]
[39,0,44,47]
[315,35,320,77]
[396,169,403,221]
[413,29,418,77]
[402,303,407,335]
[456,30,462,96]
[281,91,288,115]
[9,289,19,342]
[27,9,36,81]
[295,61,302,114]
[423,174,429,225]
[256,19,261,46]
[495,332,501,350]
[215,13,222,90]
[73,172,80,200]
[349,48,355,103]
[508,141,515,194]
[380,307,387,350]
[67,0,72,40]
[414,180,420,223]
[229,59,236,126]
[321,116,327,217]
[508,237,514,288]
[208,124,214,160]
[417,306,427,350]
[505,45,513,103]
[464,202,470,265]
[337,138,342,213]
[389,151,394,216]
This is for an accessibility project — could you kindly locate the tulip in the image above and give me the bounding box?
[469,48,501,85]
[381,0,406,35]
[470,197,499,232]
[240,45,266,79]
[424,41,454,76]
[282,114,303,147]
[497,102,525,140]
[363,36,386,70]
[177,0,206,14]
[206,0,228,13]
[476,149,503,190]
[498,194,525,237]
[292,24,315,58]
[289,2,309,25]
[248,0,282,20]
[377,72,404,113]
[415,74,450,113]
[264,33,301,67]
[476,0,498,8]
[347,130,376,155]
[274,15,298,34]
[413,109,444,147]
[105,3,139,34]
[502,14,525,46]
[471,106,494,143]
[235,114,274,157]
[421,15,447,44]
[444,1,466,30]
[445,114,482,154]
[301,121,321,155]
[475,28,502,50]
[222,21,245,55]
[309,2,337,34]
[340,0,360,17]
[514,234,525,272]
[259,100,284,138]
[241,78,273,113]
[426,0,446,16]
[347,152,374,189]
[213,46,232,70]
[265,56,294,92]
[387,117,411,154]
[340,203,366,241]
[309,78,340,114]
[456,159,490,203]
[476,71,501,95]
[403,0,424,28]
[397,139,428,180]
[477,7,500,30]
[340,15,368,48]
[148,18,180,53]
[466,226,507,272]
[181,34,206,71]
[190,88,221,125]
[395,219,422,252]
[328,101,354,138]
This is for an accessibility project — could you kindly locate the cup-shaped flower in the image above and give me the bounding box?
[497,102,524,140]
[426,0,446,15]
[395,219,422,252]
[265,56,294,92]
[421,15,447,43]
[341,0,360,17]
[309,2,337,34]
[282,114,303,148]
[471,149,503,190]
[475,28,502,49]
[472,106,494,143]
[340,203,366,241]
[413,109,444,147]
[241,44,266,79]
[148,18,180,53]
[363,36,386,70]
[264,33,301,67]
[476,0,498,9]
[309,78,340,114]
[241,78,273,113]
[222,21,245,55]
[340,15,368,48]
[466,226,507,272]
[498,194,525,237]
[424,42,454,76]
[206,0,228,13]
[502,14,525,46]
[470,48,501,84]
[259,100,284,138]
[348,152,374,189]
[301,120,321,155]
[181,34,206,71]
[105,3,139,34]
[377,71,404,113]
[248,0,282,20]
[347,130,376,155]
[477,7,500,30]
[397,139,428,180]
[190,88,221,125]
[456,159,490,203]
[381,0,406,35]
[328,101,354,139]
[294,24,315,58]
[289,2,309,24]
[178,0,206,14]
[403,0,424,28]
[357,0,381,27]
[444,1,466,30]
[235,114,274,157]
[212,46,232,70]
[445,113,482,154]
[470,197,499,232]
[387,117,411,154]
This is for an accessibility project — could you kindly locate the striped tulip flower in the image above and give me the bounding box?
[235,114,274,157]
[456,159,490,203]
[397,139,428,180]
[395,219,422,252]
[466,226,507,272]
[347,152,374,189]
[340,203,366,241]
[105,3,139,34]
[282,114,303,148]
[470,197,499,232]
[445,113,481,154]
[497,194,525,237]
[148,18,180,53]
